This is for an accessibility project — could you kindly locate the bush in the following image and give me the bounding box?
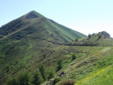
[6,77,18,85]
[6,66,10,73]
[47,69,55,80]
[72,54,76,60]
[6,71,30,85]
[32,69,44,85]
[43,53,47,58]
[58,79,76,85]
[56,59,63,71]
[52,77,61,85]
[17,71,30,85]
[75,38,78,43]
[38,64,47,80]
[97,35,102,40]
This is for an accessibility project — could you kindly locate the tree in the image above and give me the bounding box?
[47,69,55,80]
[6,77,18,85]
[75,38,78,45]
[88,34,91,39]
[56,59,63,71]
[75,38,78,42]
[43,53,47,58]
[97,35,102,40]
[38,64,47,80]
[53,78,61,85]
[6,66,9,73]
[72,54,76,60]
[17,71,30,85]
[32,69,43,85]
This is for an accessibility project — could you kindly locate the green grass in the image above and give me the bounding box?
[71,33,113,46]
[1,11,113,85]
[76,65,113,85]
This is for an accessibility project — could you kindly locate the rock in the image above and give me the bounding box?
[57,71,66,77]
[46,78,54,85]
[98,31,110,39]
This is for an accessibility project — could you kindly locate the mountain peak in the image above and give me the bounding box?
[26,11,39,19]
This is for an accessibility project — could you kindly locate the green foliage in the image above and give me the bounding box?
[32,69,44,85]
[52,77,61,85]
[75,38,78,43]
[17,71,30,85]
[47,69,55,80]
[6,77,18,85]
[6,66,9,73]
[56,59,63,71]
[58,79,76,85]
[38,64,47,80]
[72,54,76,60]
[88,34,91,39]
[43,53,47,58]
[97,35,102,40]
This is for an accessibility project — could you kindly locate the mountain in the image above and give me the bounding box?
[0,11,86,85]
[0,11,86,43]
[1,11,113,85]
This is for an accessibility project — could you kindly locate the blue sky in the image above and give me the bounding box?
[0,0,113,37]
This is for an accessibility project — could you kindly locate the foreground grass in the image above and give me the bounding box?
[76,65,113,85]
[74,47,113,85]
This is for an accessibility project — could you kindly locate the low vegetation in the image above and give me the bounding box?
[58,79,76,85]
[0,11,113,85]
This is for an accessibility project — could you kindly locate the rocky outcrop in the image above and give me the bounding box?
[98,31,110,39]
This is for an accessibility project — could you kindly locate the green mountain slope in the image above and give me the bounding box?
[69,31,113,46]
[0,11,86,85]
[1,11,113,85]
[0,11,86,42]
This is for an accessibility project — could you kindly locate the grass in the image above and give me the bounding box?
[71,33,113,46]
[1,11,113,85]
[76,65,113,85]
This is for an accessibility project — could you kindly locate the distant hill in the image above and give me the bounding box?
[69,31,113,46]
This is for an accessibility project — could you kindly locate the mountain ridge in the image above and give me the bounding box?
[1,11,113,85]
[0,10,86,42]
[0,11,87,85]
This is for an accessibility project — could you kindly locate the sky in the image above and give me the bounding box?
[0,0,113,37]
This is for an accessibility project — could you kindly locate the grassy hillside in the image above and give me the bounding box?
[69,31,113,46]
[0,11,113,85]
[1,37,113,85]
[0,11,86,85]
[0,11,86,43]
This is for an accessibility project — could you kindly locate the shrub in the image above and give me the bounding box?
[56,59,63,71]
[17,71,30,85]
[38,64,47,80]
[72,54,76,60]
[6,77,18,85]
[32,69,44,85]
[6,66,10,73]
[97,35,102,40]
[43,53,47,58]
[75,38,78,43]
[52,77,61,85]
[88,34,91,39]
[58,79,76,85]
[47,69,55,80]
